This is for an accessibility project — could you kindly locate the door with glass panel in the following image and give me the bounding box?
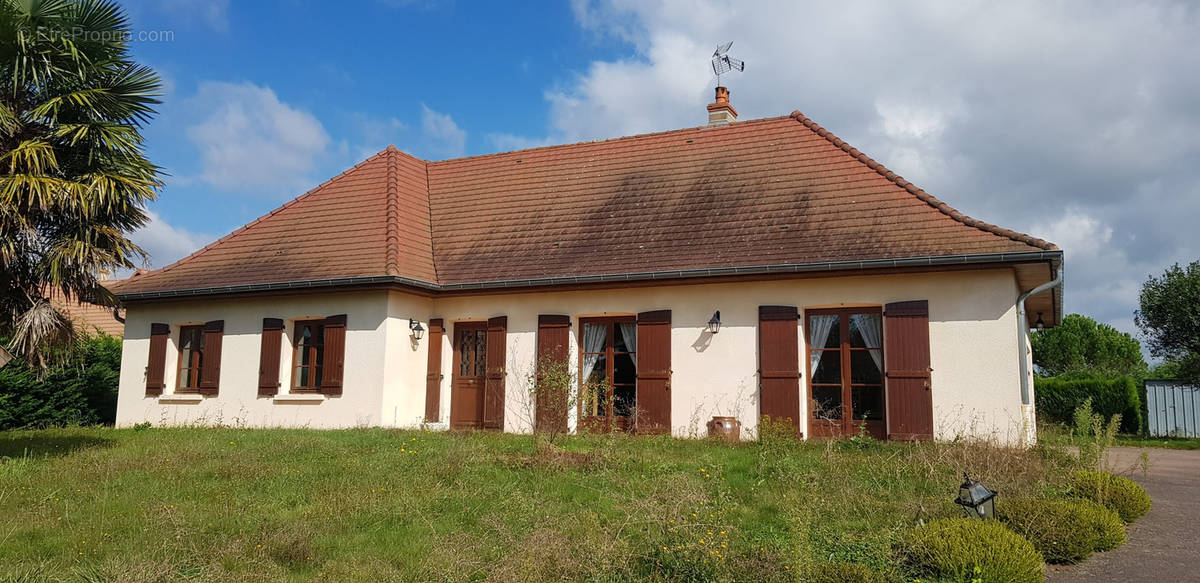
[579,317,637,431]
[806,308,886,439]
[450,322,488,429]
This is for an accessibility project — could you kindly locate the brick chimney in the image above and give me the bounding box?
[707,86,738,126]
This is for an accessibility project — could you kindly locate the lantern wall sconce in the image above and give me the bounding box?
[409,319,426,341]
[706,311,722,334]
[954,472,997,519]
[1034,312,1046,331]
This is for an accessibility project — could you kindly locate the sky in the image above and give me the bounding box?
[119,0,1200,344]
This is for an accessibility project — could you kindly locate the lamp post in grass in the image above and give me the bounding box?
[955,473,997,519]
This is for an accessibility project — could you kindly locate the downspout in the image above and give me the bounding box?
[1016,264,1063,405]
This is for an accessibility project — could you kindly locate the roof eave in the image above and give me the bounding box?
[114,250,1063,302]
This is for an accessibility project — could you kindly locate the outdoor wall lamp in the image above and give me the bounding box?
[409,319,426,341]
[707,310,722,334]
[1034,312,1046,331]
[954,472,997,519]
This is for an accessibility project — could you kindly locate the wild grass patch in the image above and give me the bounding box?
[0,427,1082,582]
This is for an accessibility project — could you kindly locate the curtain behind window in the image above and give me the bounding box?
[808,314,838,377]
[617,321,637,366]
[581,323,607,380]
[850,313,883,371]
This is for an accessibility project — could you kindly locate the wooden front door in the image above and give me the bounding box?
[806,308,886,439]
[450,322,488,429]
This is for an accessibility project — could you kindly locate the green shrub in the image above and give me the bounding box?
[1079,498,1127,551]
[1070,470,1151,523]
[997,498,1125,563]
[804,561,886,583]
[903,519,1043,583]
[1035,376,1142,434]
[0,334,121,429]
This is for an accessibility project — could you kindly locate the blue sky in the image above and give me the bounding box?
[123,0,631,257]
[118,1,1200,342]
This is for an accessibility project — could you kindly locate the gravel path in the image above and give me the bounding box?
[1046,447,1200,582]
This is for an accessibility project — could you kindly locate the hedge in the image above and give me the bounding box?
[1034,376,1142,434]
[0,335,121,429]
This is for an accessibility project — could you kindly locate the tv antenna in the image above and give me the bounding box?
[711,41,744,85]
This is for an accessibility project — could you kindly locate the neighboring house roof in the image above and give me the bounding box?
[49,279,126,337]
[111,110,1060,308]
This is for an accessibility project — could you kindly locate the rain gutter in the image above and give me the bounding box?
[115,251,1063,302]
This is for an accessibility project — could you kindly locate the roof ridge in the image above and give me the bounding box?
[139,148,397,281]
[427,115,791,166]
[423,158,440,284]
[384,145,401,276]
[788,110,1058,251]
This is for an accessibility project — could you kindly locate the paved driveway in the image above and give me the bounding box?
[1047,447,1200,582]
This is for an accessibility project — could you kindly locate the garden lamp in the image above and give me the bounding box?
[954,472,997,519]
[1034,312,1045,331]
[707,310,722,334]
[409,319,426,341]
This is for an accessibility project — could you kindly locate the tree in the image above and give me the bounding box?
[1030,313,1146,378]
[1136,261,1200,384]
[0,0,161,369]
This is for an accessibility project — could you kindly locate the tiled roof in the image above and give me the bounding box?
[50,281,126,337]
[113,113,1057,297]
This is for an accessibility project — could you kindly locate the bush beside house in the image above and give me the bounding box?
[997,497,1126,564]
[1035,377,1142,434]
[0,335,121,429]
[903,518,1045,583]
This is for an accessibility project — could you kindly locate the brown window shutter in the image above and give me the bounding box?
[321,314,347,396]
[535,314,571,433]
[145,323,170,396]
[424,319,444,422]
[483,316,507,430]
[197,320,224,395]
[636,310,671,434]
[759,306,801,435]
[258,318,284,397]
[884,300,933,441]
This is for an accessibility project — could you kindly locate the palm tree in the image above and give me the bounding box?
[0,0,161,369]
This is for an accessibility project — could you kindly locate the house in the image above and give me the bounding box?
[51,278,128,338]
[111,89,1062,445]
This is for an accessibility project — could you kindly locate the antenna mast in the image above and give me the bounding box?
[711,41,744,86]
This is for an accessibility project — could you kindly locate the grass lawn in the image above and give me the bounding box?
[1038,425,1200,451]
[0,426,1075,582]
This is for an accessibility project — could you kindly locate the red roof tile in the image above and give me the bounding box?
[114,113,1057,297]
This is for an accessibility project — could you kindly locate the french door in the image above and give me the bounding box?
[806,308,886,439]
[578,317,637,431]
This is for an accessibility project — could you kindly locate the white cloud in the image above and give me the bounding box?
[158,0,230,33]
[486,133,554,153]
[529,0,1200,338]
[128,211,215,271]
[420,104,467,158]
[185,82,331,193]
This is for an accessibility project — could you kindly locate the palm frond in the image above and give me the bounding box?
[8,297,76,372]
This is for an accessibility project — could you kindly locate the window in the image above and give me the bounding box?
[579,317,637,428]
[292,320,325,390]
[806,308,885,439]
[177,325,204,391]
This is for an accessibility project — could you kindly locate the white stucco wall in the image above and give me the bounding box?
[116,268,1030,444]
[115,290,396,428]
[429,268,1027,444]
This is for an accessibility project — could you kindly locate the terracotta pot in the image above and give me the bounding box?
[707,416,741,442]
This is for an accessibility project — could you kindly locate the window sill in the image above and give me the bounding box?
[158,394,204,404]
[273,393,326,404]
